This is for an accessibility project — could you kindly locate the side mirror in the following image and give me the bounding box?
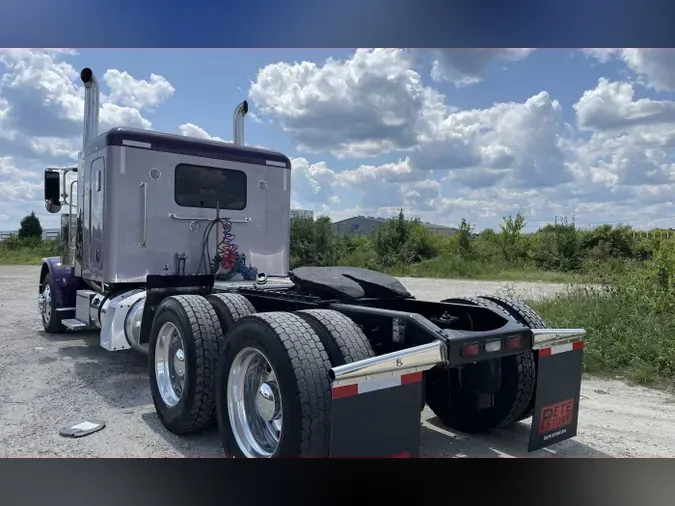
[44,169,62,214]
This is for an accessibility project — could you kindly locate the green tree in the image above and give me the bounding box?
[18,211,43,239]
[373,210,439,268]
[289,215,340,268]
[532,223,580,271]
[457,218,474,257]
[578,224,634,260]
[500,213,526,262]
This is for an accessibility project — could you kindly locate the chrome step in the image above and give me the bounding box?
[62,318,94,331]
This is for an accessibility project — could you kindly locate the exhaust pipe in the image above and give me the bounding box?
[80,68,100,151]
[233,100,248,145]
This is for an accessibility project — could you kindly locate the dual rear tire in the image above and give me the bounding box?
[425,295,546,433]
[147,294,373,458]
[147,291,546,452]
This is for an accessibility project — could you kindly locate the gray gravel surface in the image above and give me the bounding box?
[1,265,673,457]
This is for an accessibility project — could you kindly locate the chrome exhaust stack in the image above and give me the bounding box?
[233,100,248,145]
[80,67,100,150]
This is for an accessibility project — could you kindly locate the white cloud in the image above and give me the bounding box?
[0,156,36,179]
[251,49,569,191]
[570,77,675,190]
[575,78,675,131]
[413,91,571,188]
[0,49,177,229]
[250,48,450,159]
[424,49,535,86]
[178,122,225,142]
[0,179,42,204]
[0,49,171,158]
[4,48,675,233]
[103,69,175,109]
[583,49,675,92]
[248,48,675,231]
[290,157,338,205]
[0,156,44,227]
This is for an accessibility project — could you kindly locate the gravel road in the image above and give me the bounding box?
[1,265,674,457]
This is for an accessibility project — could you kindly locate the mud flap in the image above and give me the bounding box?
[528,342,584,452]
[329,372,424,457]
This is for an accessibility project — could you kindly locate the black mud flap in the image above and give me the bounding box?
[329,372,424,457]
[528,341,584,452]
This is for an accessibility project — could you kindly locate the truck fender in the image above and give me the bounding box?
[39,257,84,310]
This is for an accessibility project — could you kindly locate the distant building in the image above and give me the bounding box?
[331,215,458,237]
[290,209,314,220]
[0,228,60,241]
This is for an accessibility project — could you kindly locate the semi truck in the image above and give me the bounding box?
[37,67,587,457]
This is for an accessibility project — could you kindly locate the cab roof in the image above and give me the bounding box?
[84,127,291,169]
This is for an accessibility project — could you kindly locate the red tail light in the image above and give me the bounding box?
[461,343,480,357]
[506,335,523,349]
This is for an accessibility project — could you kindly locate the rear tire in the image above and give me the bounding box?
[425,296,536,433]
[292,309,429,411]
[477,296,547,421]
[40,274,65,334]
[148,295,222,435]
[294,309,375,366]
[206,293,256,341]
[217,312,333,458]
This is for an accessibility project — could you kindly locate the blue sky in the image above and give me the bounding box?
[2,48,675,232]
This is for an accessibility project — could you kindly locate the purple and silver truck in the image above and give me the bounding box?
[37,67,587,457]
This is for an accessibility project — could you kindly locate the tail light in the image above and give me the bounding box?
[506,335,523,349]
[461,343,480,357]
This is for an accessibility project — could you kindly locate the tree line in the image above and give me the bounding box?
[3,210,670,280]
[290,210,670,277]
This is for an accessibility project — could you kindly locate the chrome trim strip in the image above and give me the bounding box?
[168,213,251,223]
[531,328,586,349]
[329,341,445,387]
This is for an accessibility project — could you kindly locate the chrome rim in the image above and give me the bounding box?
[154,322,186,408]
[227,348,283,457]
[39,285,52,326]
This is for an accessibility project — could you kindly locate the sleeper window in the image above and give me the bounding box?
[174,164,247,210]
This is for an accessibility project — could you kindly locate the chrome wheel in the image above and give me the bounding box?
[39,285,52,326]
[154,322,186,407]
[227,347,283,457]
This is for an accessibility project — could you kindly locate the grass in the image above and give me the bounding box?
[384,254,589,283]
[3,239,588,283]
[529,260,675,387]
[0,249,48,265]
[0,237,59,266]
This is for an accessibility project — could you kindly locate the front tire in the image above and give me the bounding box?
[148,295,222,435]
[40,273,64,334]
[217,312,333,458]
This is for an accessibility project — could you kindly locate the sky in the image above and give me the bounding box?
[1,48,675,232]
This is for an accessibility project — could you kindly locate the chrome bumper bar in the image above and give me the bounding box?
[531,328,586,349]
[329,327,586,387]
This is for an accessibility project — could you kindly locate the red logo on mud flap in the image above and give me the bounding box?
[538,398,575,434]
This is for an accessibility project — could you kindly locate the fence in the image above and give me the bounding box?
[0,229,60,242]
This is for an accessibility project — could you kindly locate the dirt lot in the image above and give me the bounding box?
[1,265,674,457]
